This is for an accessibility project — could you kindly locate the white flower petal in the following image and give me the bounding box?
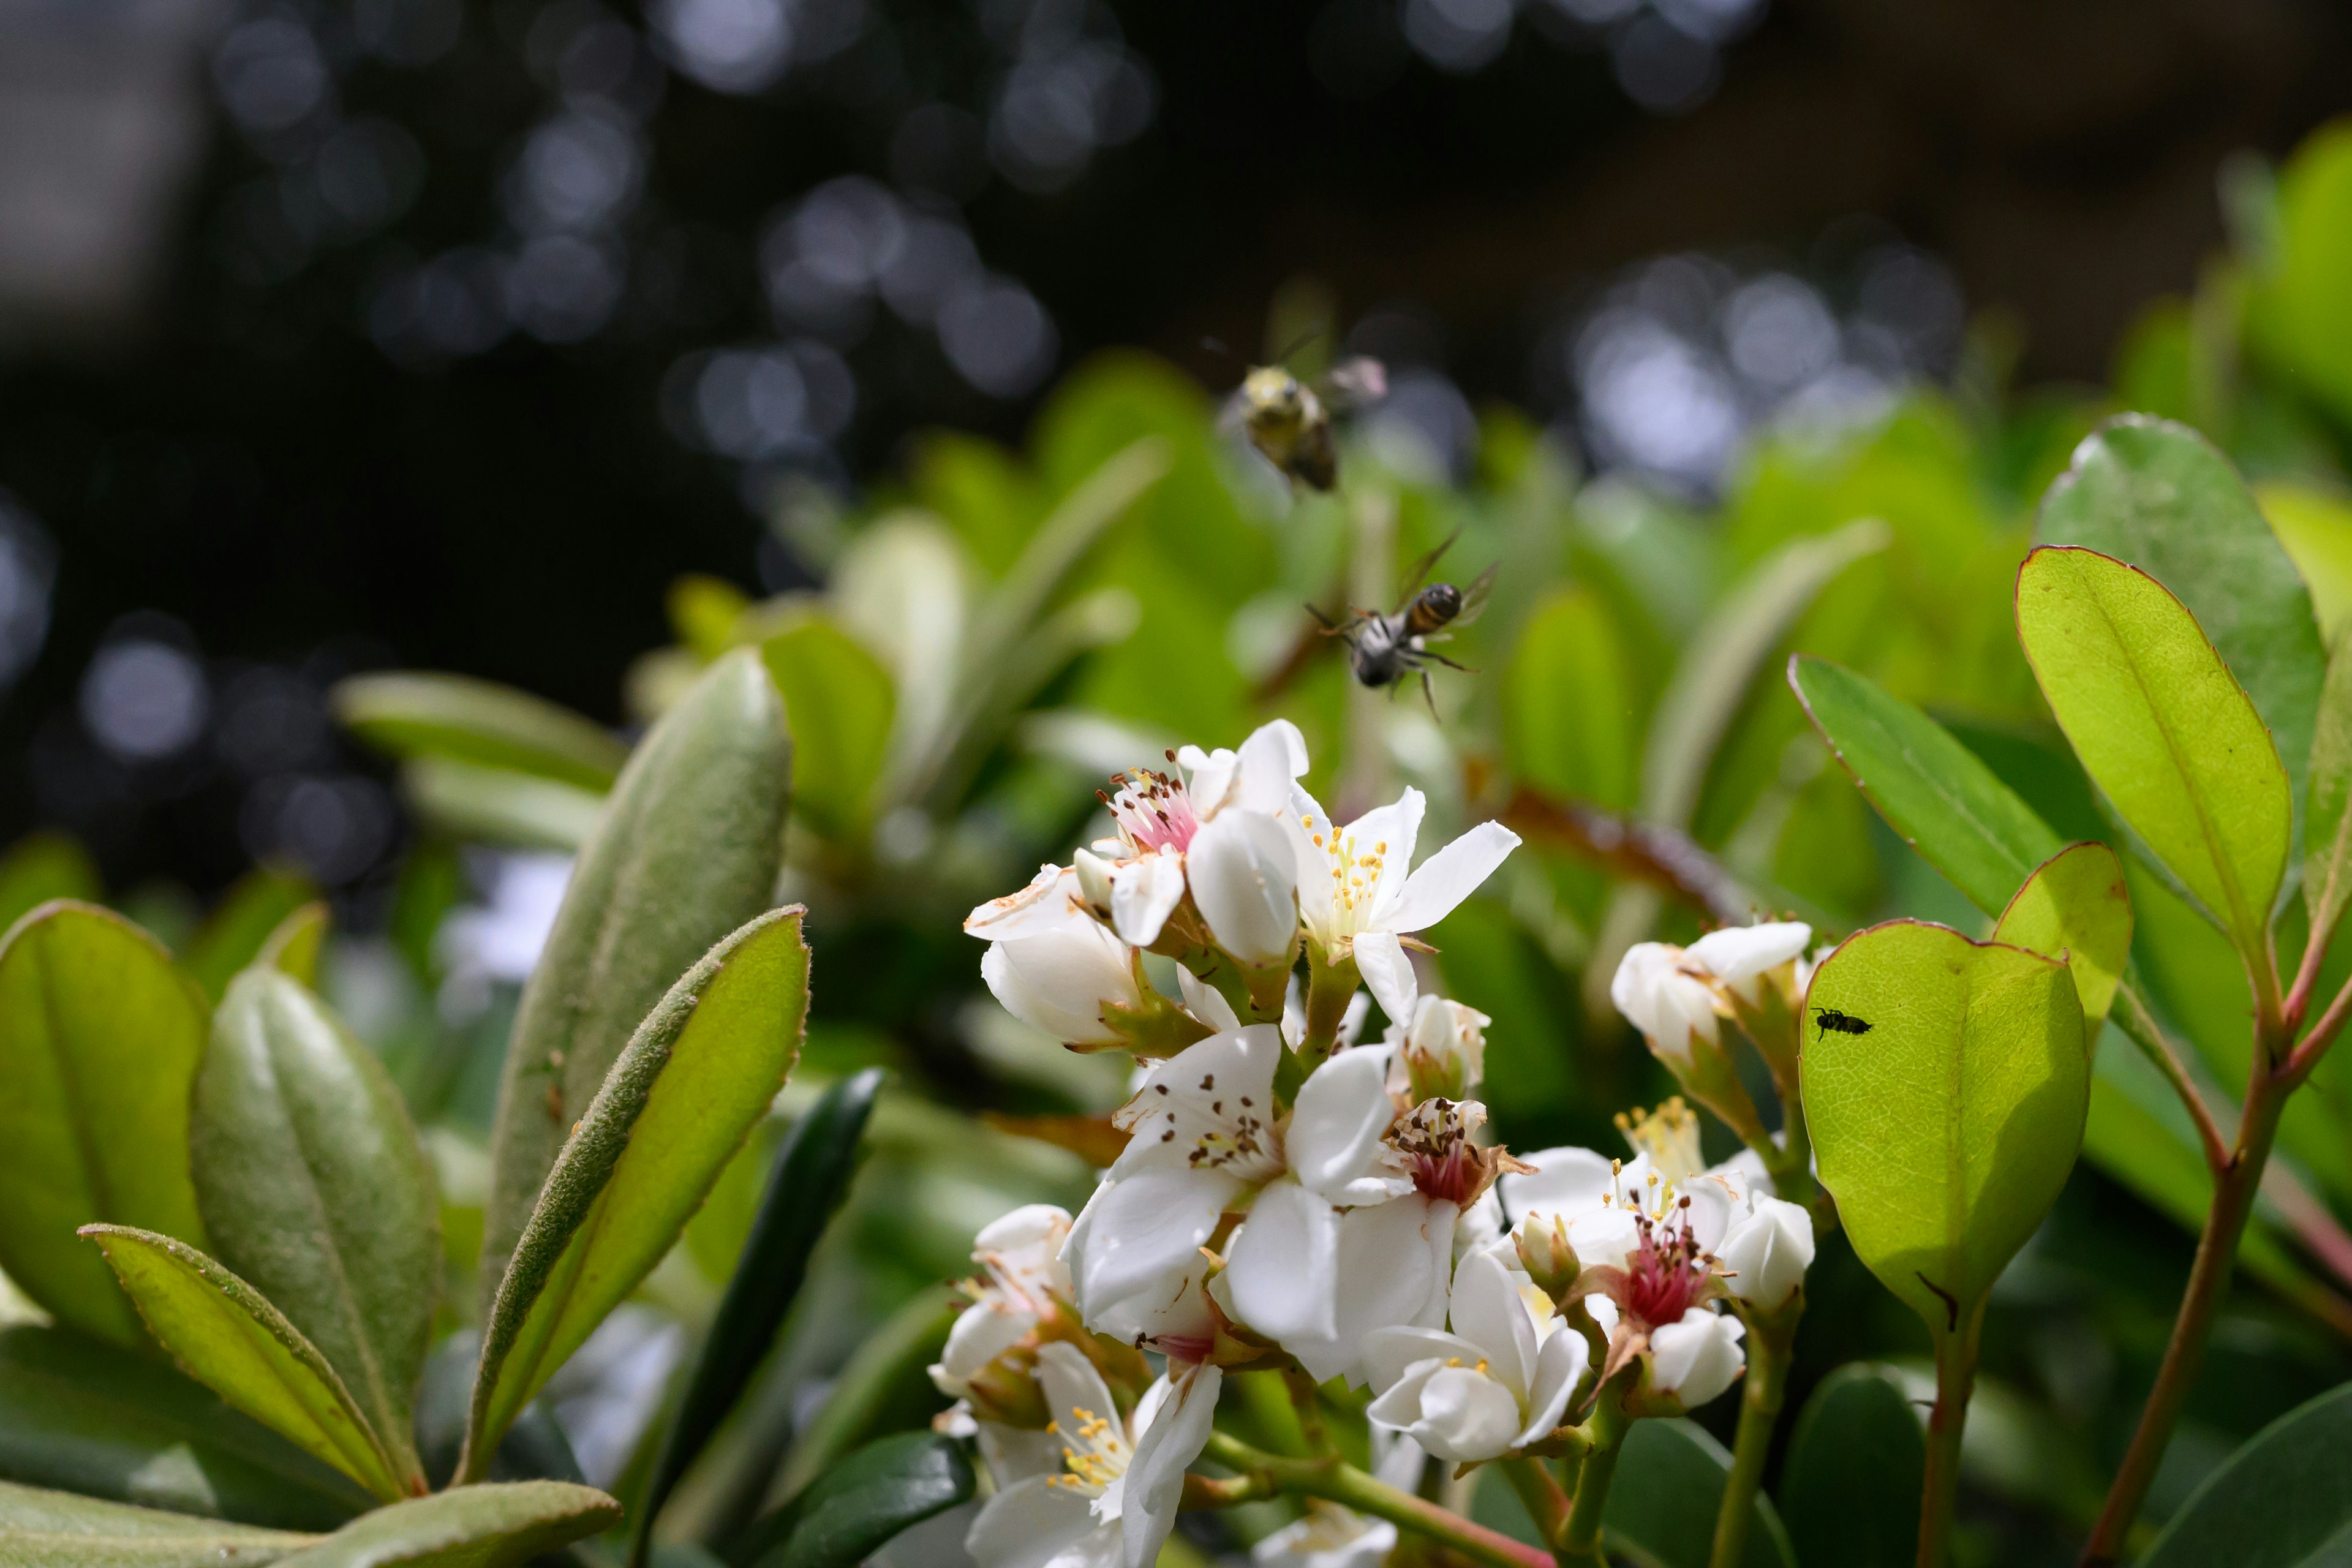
[934,1301,1035,1388]
[1225,1180,1343,1345]
[1362,1327,1479,1394]
[1176,967,1241,1033]
[1515,1323,1588,1449]
[1353,929,1417,1030]
[1685,921,1812,983]
[1304,1196,1456,1387]
[1346,790,1427,924]
[1382,819,1519,934]
[1288,1048,1411,1205]
[1035,1340,1120,1444]
[1378,1363,1523,1464]
[967,1475,1110,1568]
[1234,718,1310,816]
[967,864,1084,939]
[1121,1365,1223,1568]
[1499,1145,1616,1227]
[1446,1248,1539,1403]
[1649,1309,1746,1408]
[1066,1167,1239,1315]
[1188,812,1301,965]
[984,923,1140,1045]
[1109,1027,1284,1181]
[1109,848,1188,948]
[1717,1196,1815,1306]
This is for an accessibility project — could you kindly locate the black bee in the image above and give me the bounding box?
[1313,531,1495,712]
[1231,358,1386,491]
[1811,1006,1873,1039]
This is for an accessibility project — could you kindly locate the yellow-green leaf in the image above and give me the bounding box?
[1803,921,2089,1341]
[0,1478,314,1567]
[761,620,894,842]
[2305,633,2352,947]
[2015,546,2290,967]
[255,903,329,989]
[271,1481,620,1567]
[79,1227,406,1504]
[0,903,211,1346]
[185,870,321,1003]
[1992,843,2133,1028]
[0,832,101,934]
[333,672,628,793]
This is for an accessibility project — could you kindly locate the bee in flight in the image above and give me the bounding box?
[1232,356,1386,491]
[1312,530,1494,713]
[1811,1005,1872,1039]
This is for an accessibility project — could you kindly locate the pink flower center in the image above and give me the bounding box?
[1395,1098,1482,1205]
[1624,1199,1706,1328]
[1101,765,1202,853]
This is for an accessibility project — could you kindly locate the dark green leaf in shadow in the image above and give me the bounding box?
[0,1324,370,1530]
[184,870,322,1003]
[1601,1419,1795,1568]
[463,908,810,1479]
[0,902,211,1346]
[271,1480,622,1568]
[0,1477,315,1567]
[413,1335,581,1491]
[80,1226,407,1504]
[192,971,440,1491]
[1790,655,2063,919]
[774,1287,956,1499]
[334,672,630,793]
[728,1433,973,1568]
[0,832,100,933]
[2140,1379,2352,1567]
[635,1069,883,1561]
[1776,1363,1923,1568]
[481,648,793,1307]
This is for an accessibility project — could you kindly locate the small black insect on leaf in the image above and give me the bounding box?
[1812,1005,1874,1039]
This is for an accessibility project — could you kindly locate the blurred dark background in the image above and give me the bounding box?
[1,0,2348,905]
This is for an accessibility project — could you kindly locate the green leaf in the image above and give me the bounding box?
[2307,633,2352,946]
[191,971,440,1491]
[1789,654,2064,918]
[1775,1363,1922,1568]
[2037,417,2326,820]
[1505,588,1641,809]
[464,908,810,1477]
[185,870,322,1003]
[0,832,100,933]
[271,1481,622,1568]
[0,902,211,1346]
[0,1324,370,1530]
[729,1433,973,1568]
[1803,920,2089,1340]
[255,903,329,989]
[398,758,606,853]
[669,575,754,662]
[2139,1379,2352,1567]
[333,672,629,793]
[637,1069,881,1557]
[481,648,793,1300]
[775,1287,957,1499]
[79,1226,407,1503]
[1991,842,2133,1027]
[1600,1419,1795,1568]
[761,622,894,842]
[0,1478,315,1567]
[2015,546,2291,965]
[2261,483,2352,645]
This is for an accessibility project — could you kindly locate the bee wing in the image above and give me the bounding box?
[1393,526,1463,613]
[1216,387,1253,437]
[1321,356,1388,412]
[1441,564,1499,631]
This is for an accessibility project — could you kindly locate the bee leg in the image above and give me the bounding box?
[1419,669,1441,720]
[1422,651,1475,672]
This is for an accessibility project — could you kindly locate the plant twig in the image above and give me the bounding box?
[1503,786,1755,927]
[1196,1431,1555,1568]
[1917,1306,1980,1568]
[1502,1457,1573,1557]
[2113,982,2229,1172]
[1558,1396,1629,1562]
[1711,1300,1796,1568]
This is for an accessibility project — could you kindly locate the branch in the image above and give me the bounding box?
[2283,968,2352,1085]
[2113,983,2228,1172]
[1196,1431,1555,1568]
[1502,1457,1573,1554]
[1502,787,1755,926]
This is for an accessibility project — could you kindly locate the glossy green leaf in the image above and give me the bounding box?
[2139,1379,2352,1567]
[0,902,211,1346]
[481,648,793,1300]
[2307,632,2352,946]
[2261,483,2352,644]
[775,1287,956,1498]
[0,832,100,933]
[637,1069,881,1558]
[1775,1363,1922,1568]
[1991,842,2133,1027]
[1803,921,2089,1339]
[2015,546,2290,963]
[398,758,605,853]
[1506,587,1640,809]
[2037,417,2326,817]
[0,1478,314,1567]
[1600,1418,1795,1568]
[465,908,810,1477]
[761,621,894,841]
[0,1324,369,1529]
[334,671,629,793]
[255,903,329,989]
[730,1433,973,1568]
[80,1227,407,1503]
[1790,654,2064,918]
[192,971,439,1491]
[272,1481,621,1568]
[184,870,321,1003]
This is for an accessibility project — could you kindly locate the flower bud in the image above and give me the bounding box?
[1073,846,1117,914]
[1388,995,1488,1102]
[980,919,1142,1046]
[1717,1195,1814,1309]
[1515,1215,1580,1297]
[1645,1307,1745,1410]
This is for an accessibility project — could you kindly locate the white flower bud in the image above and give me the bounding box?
[1609,943,1722,1066]
[980,919,1142,1045]
[1388,995,1488,1102]
[1073,846,1117,914]
[1647,1307,1745,1408]
[1717,1195,1814,1308]
[1684,921,1812,1005]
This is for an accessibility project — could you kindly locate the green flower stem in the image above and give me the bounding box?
[1917,1300,1983,1568]
[1559,1397,1629,1561]
[1709,1297,1798,1568]
[1502,1457,1573,1559]
[2078,1056,2291,1566]
[1195,1430,1555,1568]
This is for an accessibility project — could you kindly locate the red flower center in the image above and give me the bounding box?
[1624,1198,1707,1328]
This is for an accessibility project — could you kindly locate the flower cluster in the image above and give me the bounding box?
[947,722,1820,1565]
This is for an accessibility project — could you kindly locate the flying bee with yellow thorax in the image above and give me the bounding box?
[1232,356,1386,491]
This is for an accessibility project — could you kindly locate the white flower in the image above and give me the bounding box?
[1716,1194,1814,1308]
[1385,993,1488,1102]
[1283,783,1520,1025]
[1647,1308,1745,1407]
[930,1206,1074,1405]
[1252,1504,1398,1568]
[964,1341,1223,1568]
[1499,1143,1745,1277]
[980,897,1145,1046]
[1362,1248,1587,1464]
[1608,942,1725,1069]
[1088,720,1310,949]
[1683,921,1812,1006]
[1187,808,1304,966]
